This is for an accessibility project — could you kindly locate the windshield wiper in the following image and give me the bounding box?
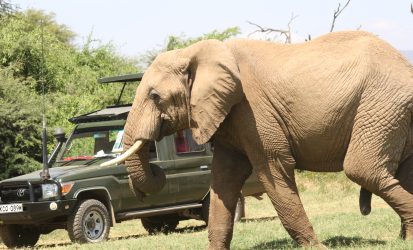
[58,158,88,167]
[84,155,114,166]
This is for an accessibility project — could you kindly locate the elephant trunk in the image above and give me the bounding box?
[125,141,166,196]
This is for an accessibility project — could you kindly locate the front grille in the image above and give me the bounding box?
[0,184,42,203]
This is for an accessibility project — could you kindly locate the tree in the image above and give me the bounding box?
[22,9,75,44]
[0,9,139,180]
[0,0,15,18]
[247,0,352,43]
[330,0,351,32]
[165,27,240,51]
[247,14,298,44]
[140,27,240,67]
[0,69,42,179]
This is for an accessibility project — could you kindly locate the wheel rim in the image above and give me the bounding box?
[83,209,104,240]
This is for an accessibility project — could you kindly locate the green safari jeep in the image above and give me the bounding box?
[0,74,264,248]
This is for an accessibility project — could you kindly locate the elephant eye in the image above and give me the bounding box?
[149,89,161,103]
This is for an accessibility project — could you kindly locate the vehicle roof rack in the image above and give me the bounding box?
[98,73,144,105]
[69,105,132,124]
[98,73,143,84]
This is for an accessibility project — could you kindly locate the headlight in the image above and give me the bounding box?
[41,184,58,199]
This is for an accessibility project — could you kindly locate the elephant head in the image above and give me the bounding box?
[102,40,243,196]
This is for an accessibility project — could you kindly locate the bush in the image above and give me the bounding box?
[0,69,42,179]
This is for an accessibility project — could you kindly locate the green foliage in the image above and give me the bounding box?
[22,9,75,44]
[0,69,42,179]
[0,9,139,179]
[0,0,15,19]
[165,27,241,51]
[140,27,241,67]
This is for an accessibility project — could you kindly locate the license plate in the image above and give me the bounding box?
[0,204,23,214]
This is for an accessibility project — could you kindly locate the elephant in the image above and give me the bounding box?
[102,31,413,249]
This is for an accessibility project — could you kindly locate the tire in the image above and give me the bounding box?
[0,224,40,248]
[67,199,110,244]
[202,194,245,225]
[141,215,179,235]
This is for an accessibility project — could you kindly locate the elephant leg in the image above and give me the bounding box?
[344,109,413,239]
[252,154,322,247]
[395,155,413,238]
[358,154,413,217]
[242,122,322,247]
[208,141,252,250]
[396,154,413,194]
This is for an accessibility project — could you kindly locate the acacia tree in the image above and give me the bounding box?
[247,0,352,43]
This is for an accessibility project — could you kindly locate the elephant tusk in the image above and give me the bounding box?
[111,148,125,153]
[100,140,145,167]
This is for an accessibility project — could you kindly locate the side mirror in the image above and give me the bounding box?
[47,128,67,167]
[53,128,66,143]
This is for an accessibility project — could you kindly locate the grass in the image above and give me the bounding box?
[2,172,413,249]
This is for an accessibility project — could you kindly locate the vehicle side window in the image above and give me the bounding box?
[112,130,157,159]
[174,129,205,154]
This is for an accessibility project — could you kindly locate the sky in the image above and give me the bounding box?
[13,0,413,58]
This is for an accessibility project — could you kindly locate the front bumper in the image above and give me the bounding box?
[0,199,77,224]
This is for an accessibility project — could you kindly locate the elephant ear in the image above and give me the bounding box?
[183,40,243,144]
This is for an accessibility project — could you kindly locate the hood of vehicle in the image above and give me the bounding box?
[1,165,85,183]
[0,158,130,184]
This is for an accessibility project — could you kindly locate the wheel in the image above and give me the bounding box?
[202,194,245,225]
[0,224,40,248]
[67,199,110,243]
[141,215,179,234]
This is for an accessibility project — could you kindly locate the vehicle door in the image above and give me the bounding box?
[119,138,177,211]
[168,129,212,204]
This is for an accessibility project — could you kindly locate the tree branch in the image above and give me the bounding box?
[247,13,298,43]
[330,0,351,32]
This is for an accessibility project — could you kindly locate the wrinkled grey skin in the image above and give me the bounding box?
[122,31,413,249]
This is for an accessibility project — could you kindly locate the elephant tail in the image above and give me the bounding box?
[359,187,372,216]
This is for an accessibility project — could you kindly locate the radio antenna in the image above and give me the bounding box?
[40,19,50,180]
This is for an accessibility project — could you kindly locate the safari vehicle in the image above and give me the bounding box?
[0,73,263,248]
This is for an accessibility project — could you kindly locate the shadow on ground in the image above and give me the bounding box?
[175,225,207,233]
[111,233,146,241]
[323,236,386,248]
[252,236,386,249]
[240,216,278,223]
[251,238,298,249]
[37,242,73,248]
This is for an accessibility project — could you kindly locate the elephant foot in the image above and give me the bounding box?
[303,241,328,250]
[208,227,232,250]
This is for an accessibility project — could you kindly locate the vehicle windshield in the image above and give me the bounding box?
[61,126,124,161]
